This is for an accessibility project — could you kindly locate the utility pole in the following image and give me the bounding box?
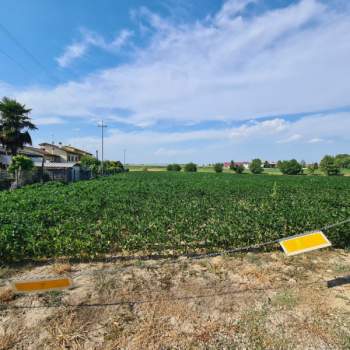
[123,149,126,167]
[97,120,107,175]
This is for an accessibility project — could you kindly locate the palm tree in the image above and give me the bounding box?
[0,97,37,155]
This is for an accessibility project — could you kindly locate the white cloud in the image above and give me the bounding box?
[56,29,133,67]
[56,42,87,68]
[64,112,350,163]
[277,133,302,143]
[230,118,288,139]
[307,138,324,143]
[32,116,65,126]
[215,0,257,26]
[10,0,349,127]
[1,0,350,162]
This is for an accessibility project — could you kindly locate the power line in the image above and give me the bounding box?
[0,48,28,74]
[0,22,60,84]
[97,120,108,175]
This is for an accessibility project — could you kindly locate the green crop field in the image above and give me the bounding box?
[1,172,350,262]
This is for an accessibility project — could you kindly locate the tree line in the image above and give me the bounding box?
[167,155,350,176]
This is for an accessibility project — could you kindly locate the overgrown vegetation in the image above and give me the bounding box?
[167,163,182,171]
[278,159,303,175]
[8,155,34,187]
[184,162,197,172]
[0,172,350,262]
[229,160,244,174]
[249,158,263,174]
[213,163,223,173]
[320,155,341,176]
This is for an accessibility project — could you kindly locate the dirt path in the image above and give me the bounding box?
[1,249,350,349]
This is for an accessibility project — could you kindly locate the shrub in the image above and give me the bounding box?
[235,164,245,174]
[320,155,340,176]
[8,155,33,174]
[249,159,263,174]
[8,155,34,187]
[213,163,224,173]
[335,154,350,169]
[80,155,100,176]
[278,159,303,175]
[229,161,244,174]
[167,164,182,171]
[104,160,124,173]
[307,163,318,175]
[184,162,197,172]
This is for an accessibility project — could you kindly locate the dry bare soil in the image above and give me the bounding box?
[1,249,350,349]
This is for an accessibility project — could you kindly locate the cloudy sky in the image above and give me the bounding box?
[0,0,349,164]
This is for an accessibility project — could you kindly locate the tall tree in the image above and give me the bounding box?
[278,159,303,175]
[320,155,340,176]
[0,97,37,155]
[249,158,263,174]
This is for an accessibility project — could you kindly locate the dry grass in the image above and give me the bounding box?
[51,263,72,275]
[0,249,350,349]
[0,288,15,303]
[0,324,23,350]
[44,309,100,349]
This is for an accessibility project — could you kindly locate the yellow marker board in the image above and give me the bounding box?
[12,277,73,293]
[279,231,331,256]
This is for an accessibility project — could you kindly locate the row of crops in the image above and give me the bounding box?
[1,172,350,262]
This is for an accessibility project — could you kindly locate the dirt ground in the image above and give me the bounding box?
[0,249,350,349]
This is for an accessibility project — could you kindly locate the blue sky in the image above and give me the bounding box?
[0,0,349,164]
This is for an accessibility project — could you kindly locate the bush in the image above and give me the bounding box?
[167,164,182,171]
[8,155,34,187]
[278,159,303,175]
[335,154,350,169]
[104,160,124,174]
[184,162,197,172]
[307,163,318,175]
[229,161,244,174]
[213,163,223,173]
[320,155,340,176]
[80,155,100,176]
[235,164,245,174]
[8,155,33,174]
[249,159,263,174]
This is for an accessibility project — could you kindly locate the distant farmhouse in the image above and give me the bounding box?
[223,161,250,169]
[39,143,92,163]
[223,160,277,169]
[0,143,92,182]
